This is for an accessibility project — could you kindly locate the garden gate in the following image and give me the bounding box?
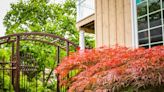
[0,32,78,92]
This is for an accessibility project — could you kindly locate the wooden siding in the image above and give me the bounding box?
[95,0,103,47]
[95,0,132,47]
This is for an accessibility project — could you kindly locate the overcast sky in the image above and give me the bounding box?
[0,0,18,36]
[0,0,65,37]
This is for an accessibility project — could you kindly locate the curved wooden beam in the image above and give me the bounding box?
[0,32,78,50]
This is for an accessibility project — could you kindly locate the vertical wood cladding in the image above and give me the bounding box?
[95,0,132,47]
[95,0,103,47]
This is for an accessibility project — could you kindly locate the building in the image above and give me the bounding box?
[76,0,164,49]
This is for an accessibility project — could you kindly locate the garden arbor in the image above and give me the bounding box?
[0,32,77,92]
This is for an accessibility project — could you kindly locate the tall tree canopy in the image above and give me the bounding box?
[3,0,95,48]
[2,0,94,91]
[2,0,80,72]
[3,0,78,43]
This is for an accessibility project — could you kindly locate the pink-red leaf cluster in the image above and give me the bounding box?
[55,46,164,92]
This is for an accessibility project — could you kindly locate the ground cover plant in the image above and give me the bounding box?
[56,46,164,92]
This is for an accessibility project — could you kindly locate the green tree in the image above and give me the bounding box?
[2,0,78,91]
[3,0,95,47]
[3,0,78,43]
[2,0,94,91]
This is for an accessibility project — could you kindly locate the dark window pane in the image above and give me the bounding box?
[162,0,164,8]
[150,27,163,42]
[151,43,163,47]
[137,1,147,16]
[149,0,161,13]
[149,12,161,27]
[163,10,164,23]
[138,31,149,45]
[138,17,148,30]
[139,45,149,49]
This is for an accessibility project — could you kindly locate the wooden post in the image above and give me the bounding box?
[57,46,60,92]
[15,36,20,92]
[11,42,15,88]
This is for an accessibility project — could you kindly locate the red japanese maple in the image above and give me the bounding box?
[55,46,164,92]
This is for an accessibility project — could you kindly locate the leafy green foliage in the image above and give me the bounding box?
[3,0,78,43]
[1,0,84,91]
[0,47,11,62]
[1,0,95,91]
[3,0,95,48]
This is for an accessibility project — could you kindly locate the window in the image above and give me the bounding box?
[136,0,164,48]
[77,0,95,21]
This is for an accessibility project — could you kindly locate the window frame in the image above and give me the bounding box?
[132,0,164,48]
